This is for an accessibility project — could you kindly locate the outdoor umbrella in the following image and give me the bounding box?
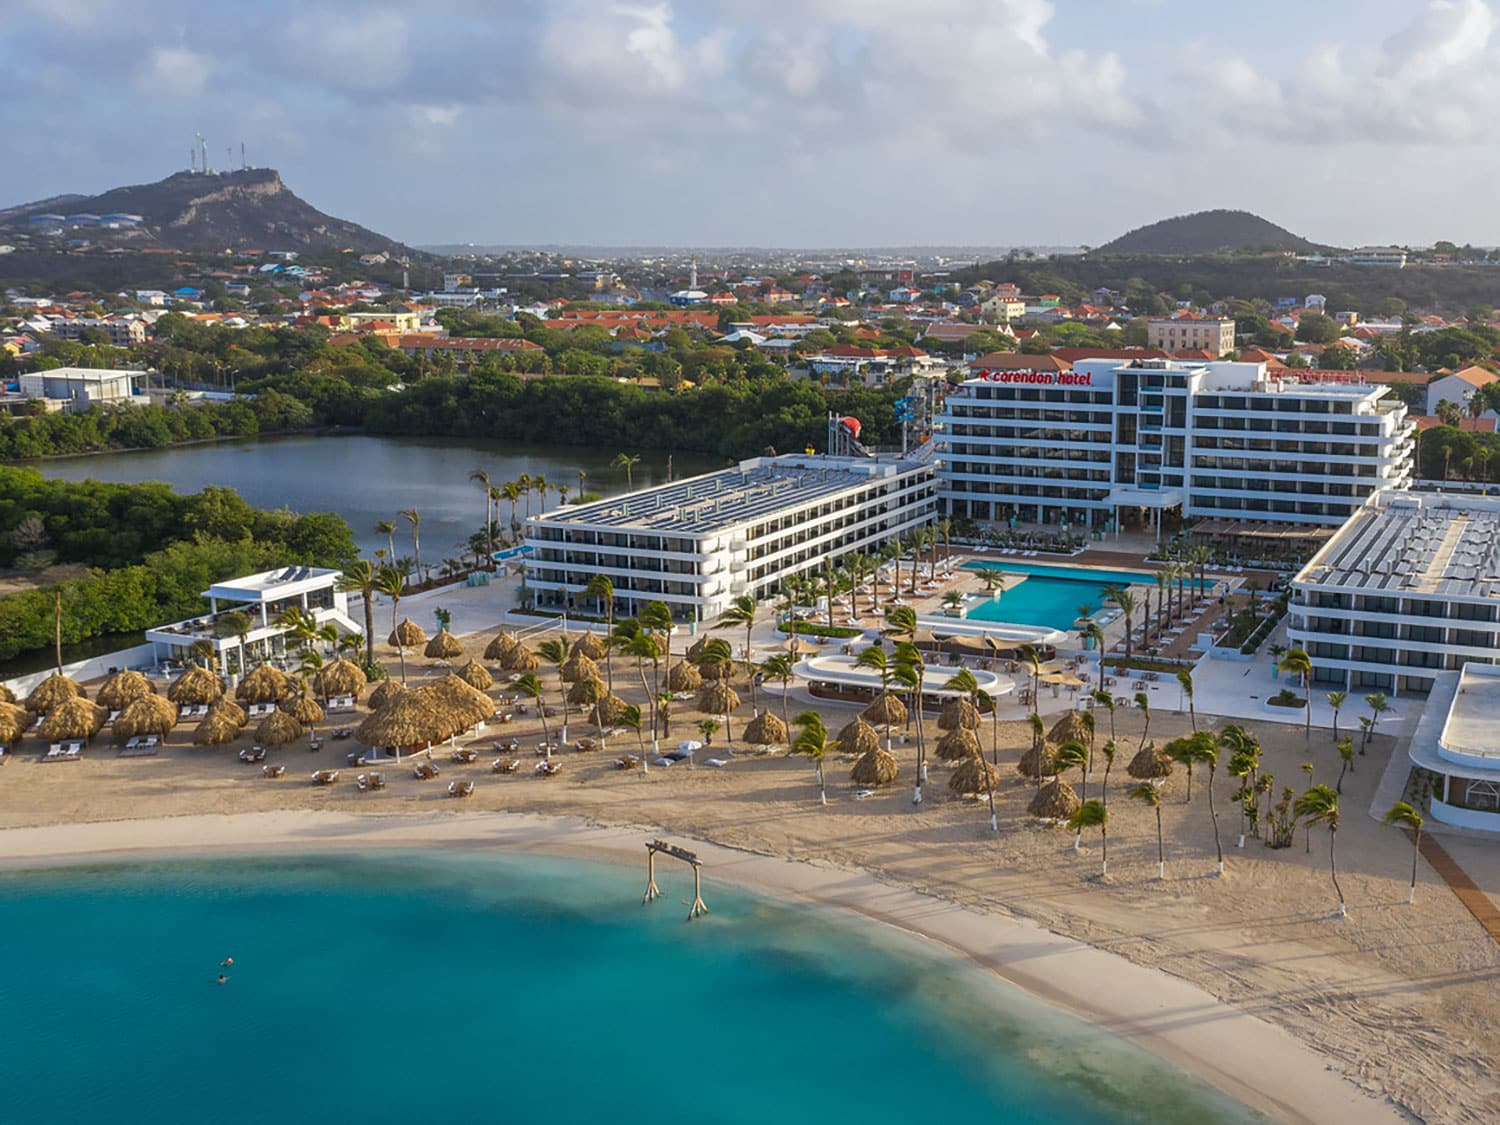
[355,687,450,753]
[236,663,291,704]
[697,681,742,750]
[112,694,179,741]
[937,698,981,732]
[167,665,225,706]
[1127,742,1175,781]
[25,673,84,714]
[589,691,630,728]
[313,656,367,701]
[850,746,899,786]
[389,618,427,648]
[281,691,325,726]
[367,679,406,711]
[95,670,156,711]
[206,697,246,727]
[192,711,242,746]
[567,676,605,706]
[666,660,702,693]
[1018,741,1060,779]
[570,633,606,661]
[835,717,879,756]
[424,628,464,660]
[1047,711,1091,746]
[742,711,788,748]
[484,632,520,662]
[934,727,982,762]
[456,659,494,692]
[507,647,540,674]
[37,697,106,741]
[949,753,1000,795]
[254,708,304,747]
[428,673,493,733]
[560,651,600,684]
[861,693,908,728]
[0,701,30,744]
[1028,778,1081,820]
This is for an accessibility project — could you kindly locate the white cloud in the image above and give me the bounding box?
[279,9,410,91]
[135,46,208,98]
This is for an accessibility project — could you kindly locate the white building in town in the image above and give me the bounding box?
[1288,490,1500,696]
[525,452,937,624]
[16,367,147,413]
[1407,663,1500,831]
[936,358,1414,536]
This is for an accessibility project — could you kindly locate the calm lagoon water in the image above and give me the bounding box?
[0,852,1265,1125]
[33,434,722,559]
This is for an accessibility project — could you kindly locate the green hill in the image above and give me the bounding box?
[1095,210,1321,255]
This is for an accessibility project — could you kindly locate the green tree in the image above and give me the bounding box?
[1295,785,1345,917]
[792,710,835,805]
[1382,801,1425,905]
[373,566,407,683]
[336,559,378,665]
[1066,799,1109,878]
[1278,647,1314,740]
[1130,782,1166,879]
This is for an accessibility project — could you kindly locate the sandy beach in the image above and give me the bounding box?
[3,617,1497,1124]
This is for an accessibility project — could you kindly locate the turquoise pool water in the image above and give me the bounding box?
[962,561,1189,629]
[0,853,1263,1125]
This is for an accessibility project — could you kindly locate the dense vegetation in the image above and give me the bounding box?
[1096,210,1317,255]
[0,469,356,661]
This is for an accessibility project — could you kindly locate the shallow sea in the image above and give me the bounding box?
[0,852,1265,1124]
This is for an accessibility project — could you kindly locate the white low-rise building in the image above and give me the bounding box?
[525,452,937,624]
[16,367,146,413]
[1288,490,1500,695]
[937,358,1414,536]
[1406,663,1500,831]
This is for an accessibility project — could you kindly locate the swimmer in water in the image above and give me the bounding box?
[221,957,234,967]
[217,975,228,985]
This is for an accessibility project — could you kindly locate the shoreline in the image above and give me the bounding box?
[0,808,1402,1125]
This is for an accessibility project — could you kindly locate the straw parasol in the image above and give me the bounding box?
[207,697,246,727]
[94,670,156,711]
[1127,742,1175,781]
[281,691,325,726]
[424,628,464,660]
[112,694,179,741]
[0,701,31,744]
[192,711,242,746]
[168,664,225,705]
[560,651,600,684]
[570,633,606,660]
[484,631,520,662]
[507,647,540,674]
[567,675,605,706]
[0,683,13,705]
[934,727,982,762]
[236,663,291,704]
[1018,741,1060,779]
[699,655,735,681]
[742,711,788,747]
[850,746,899,786]
[835,717,879,757]
[1028,777,1081,820]
[937,697,981,731]
[589,691,630,728]
[1047,711,1091,747]
[37,697,106,741]
[949,753,1000,795]
[685,636,711,662]
[696,681,741,717]
[456,659,494,692]
[861,693,908,728]
[428,673,494,734]
[389,617,427,648]
[25,673,84,714]
[254,709,304,747]
[666,660,702,693]
[367,678,406,711]
[313,656,367,701]
[355,686,448,749]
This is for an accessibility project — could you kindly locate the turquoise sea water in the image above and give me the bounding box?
[0,853,1263,1125]
[963,562,1200,628]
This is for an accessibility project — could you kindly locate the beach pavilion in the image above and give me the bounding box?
[1407,662,1500,831]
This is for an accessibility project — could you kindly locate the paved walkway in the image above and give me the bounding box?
[1417,833,1500,944]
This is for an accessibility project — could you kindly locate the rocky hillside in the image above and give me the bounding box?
[1095,209,1320,255]
[0,169,411,255]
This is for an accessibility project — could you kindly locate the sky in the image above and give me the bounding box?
[2,0,1497,248]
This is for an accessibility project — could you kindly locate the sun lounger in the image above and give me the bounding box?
[327,695,356,712]
[331,727,354,740]
[448,779,475,798]
[534,742,558,756]
[308,738,323,752]
[493,711,514,724]
[107,710,121,724]
[356,772,386,791]
[118,740,159,758]
[704,758,728,768]
[612,755,639,771]
[311,769,339,785]
[492,738,520,753]
[43,741,83,762]
[412,761,440,779]
[853,789,874,799]
[492,758,521,773]
[238,747,267,763]
[248,702,275,717]
[574,737,598,752]
[450,748,478,763]
[262,764,285,778]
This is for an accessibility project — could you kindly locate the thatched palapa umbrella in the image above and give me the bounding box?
[424,628,464,661]
[207,697,246,727]
[483,631,520,662]
[862,693,908,729]
[1028,777,1081,820]
[937,697,981,732]
[560,651,600,684]
[367,679,406,711]
[850,746,899,786]
[456,659,494,692]
[355,687,448,755]
[0,701,31,745]
[950,753,1000,795]
[25,673,84,714]
[666,660,702,693]
[313,656,367,701]
[1047,711,1091,747]
[112,694,179,741]
[37,697,106,741]
[429,673,493,736]
[570,633,606,661]
[1018,741,1060,779]
[589,691,630,728]
[742,710,788,748]
[1127,742,1175,781]
[168,665,225,706]
[685,636,711,662]
[389,618,427,649]
[236,663,291,704]
[281,691,325,726]
[0,683,14,705]
[934,727,982,762]
[835,717,880,757]
[567,676,604,706]
[508,647,540,673]
[95,670,155,711]
[696,681,742,749]
[254,708,304,747]
[193,711,242,746]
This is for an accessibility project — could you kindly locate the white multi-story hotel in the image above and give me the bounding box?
[936,359,1414,535]
[1289,490,1500,695]
[525,452,937,623]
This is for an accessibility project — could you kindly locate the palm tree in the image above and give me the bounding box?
[1382,801,1425,905]
[613,452,641,490]
[717,593,759,703]
[515,672,552,757]
[335,561,378,665]
[1067,800,1109,877]
[1152,569,1170,641]
[501,480,523,540]
[639,601,674,742]
[537,638,571,743]
[1190,729,1224,875]
[517,473,533,521]
[469,469,494,565]
[1106,586,1137,664]
[893,643,929,805]
[1130,782,1167,879]
[1278,647,1314,740]
[1135,691,1151,752]
[399,508,423,583]
[218,609,254,674]
[1362,692,1391,755]
[372,566,408,682]
[1295,784,1345,917]
[974,566,1004,593]
[1326,690,1347,745]
[620,702,646,760]
[1176,668,1196,731]
[855,645,897,751]
[375,519,396,561]
[1093,689,1117,746]
[759,653,796,743]
[1056,739,1089,805]
[792,710,834,805]
[585,575,616,688]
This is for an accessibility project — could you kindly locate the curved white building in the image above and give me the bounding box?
[1408,664,1500,830]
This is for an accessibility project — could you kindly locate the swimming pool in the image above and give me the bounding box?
[961,561,1191,630]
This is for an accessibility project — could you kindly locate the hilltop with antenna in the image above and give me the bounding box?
[0,163,413,255]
